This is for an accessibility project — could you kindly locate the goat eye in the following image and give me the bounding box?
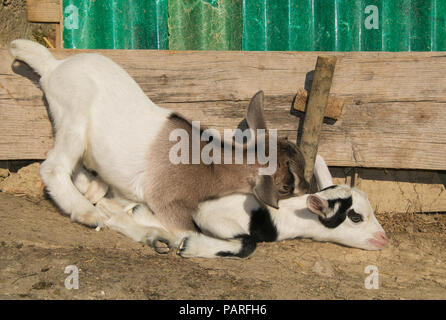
[347,209,363,223]
[279,187,289,194]
[279,184,292,195]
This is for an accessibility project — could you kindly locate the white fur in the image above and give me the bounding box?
[178,235,246,259]
[272,187,385,249]
[93,184,386,259]
[10,40,171,226]
[314,154,333,189]
[194,194,256,239]
[99,197,235,258]
[191,186,386,253]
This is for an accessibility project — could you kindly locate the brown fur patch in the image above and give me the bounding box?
[144,113,258,231]
[274,139,309,198]
[144,113,307,231]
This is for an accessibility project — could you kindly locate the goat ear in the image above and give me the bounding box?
[314,155,333,190]
[246,91,267,130]
[307,194,329,218]
[253,175,279,209]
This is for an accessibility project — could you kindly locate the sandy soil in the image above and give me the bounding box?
[0,192,445,300]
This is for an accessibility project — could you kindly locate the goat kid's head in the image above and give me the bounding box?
[306,185,387,250]
[245,91,309,209]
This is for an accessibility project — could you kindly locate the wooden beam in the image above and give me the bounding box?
[1,49,446,170]
[331,168,446,214]
[294,89,344,120]
[299,56,337,182]
[27,0,61,23]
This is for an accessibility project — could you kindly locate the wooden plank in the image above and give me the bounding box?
[54,23,62,49]
[27,0,60,23]
[1,49,446,170]
[294,89,344,120]
[331,168,446,214]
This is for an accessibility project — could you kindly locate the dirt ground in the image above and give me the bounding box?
[0,191,445,300]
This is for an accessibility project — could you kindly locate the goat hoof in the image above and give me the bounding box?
[72,209,106,229]
[153,238,171,254]
[176,237,188,257]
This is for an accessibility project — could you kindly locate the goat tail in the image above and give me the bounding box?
[9,39,58,77]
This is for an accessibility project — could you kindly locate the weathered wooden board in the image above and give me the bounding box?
[1,49,446,170]
[331,168,446,214]
[26,0,60,23]
[294,89,344,120]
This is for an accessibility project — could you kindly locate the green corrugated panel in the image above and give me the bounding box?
[359,0,443,51]
[242,0,446,51]
[431,0,446,50]
[62,0,446,51]
[288,1,315,51]
[371,0,446,51]
[168,0,242,50]
[63,0,168,49]
[242,0,287,51]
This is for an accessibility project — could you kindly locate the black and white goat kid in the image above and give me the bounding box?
[77,155,388,258]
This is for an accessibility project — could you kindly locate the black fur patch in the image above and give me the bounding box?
[216,234,257,258]
[132,204,142,212]
[281,167,295,195]
[192,220,202,233]
[169,112,192,126]
[321,185,337,191]
[170,113,229,150]
[169,112,206,137]
[178,237,189,255]
[299,178,310,193]
[318,196,353,229]
[249,207,278,242]
[281,142,299,157]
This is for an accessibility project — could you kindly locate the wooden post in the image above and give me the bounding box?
[26,0,63,48]
[299,56,337,183]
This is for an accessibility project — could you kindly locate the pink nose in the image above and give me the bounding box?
[368,231,388,249]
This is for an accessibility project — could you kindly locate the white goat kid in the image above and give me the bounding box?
[76,156,387,258]
[9,40,308,232]
[10,40,168,227]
